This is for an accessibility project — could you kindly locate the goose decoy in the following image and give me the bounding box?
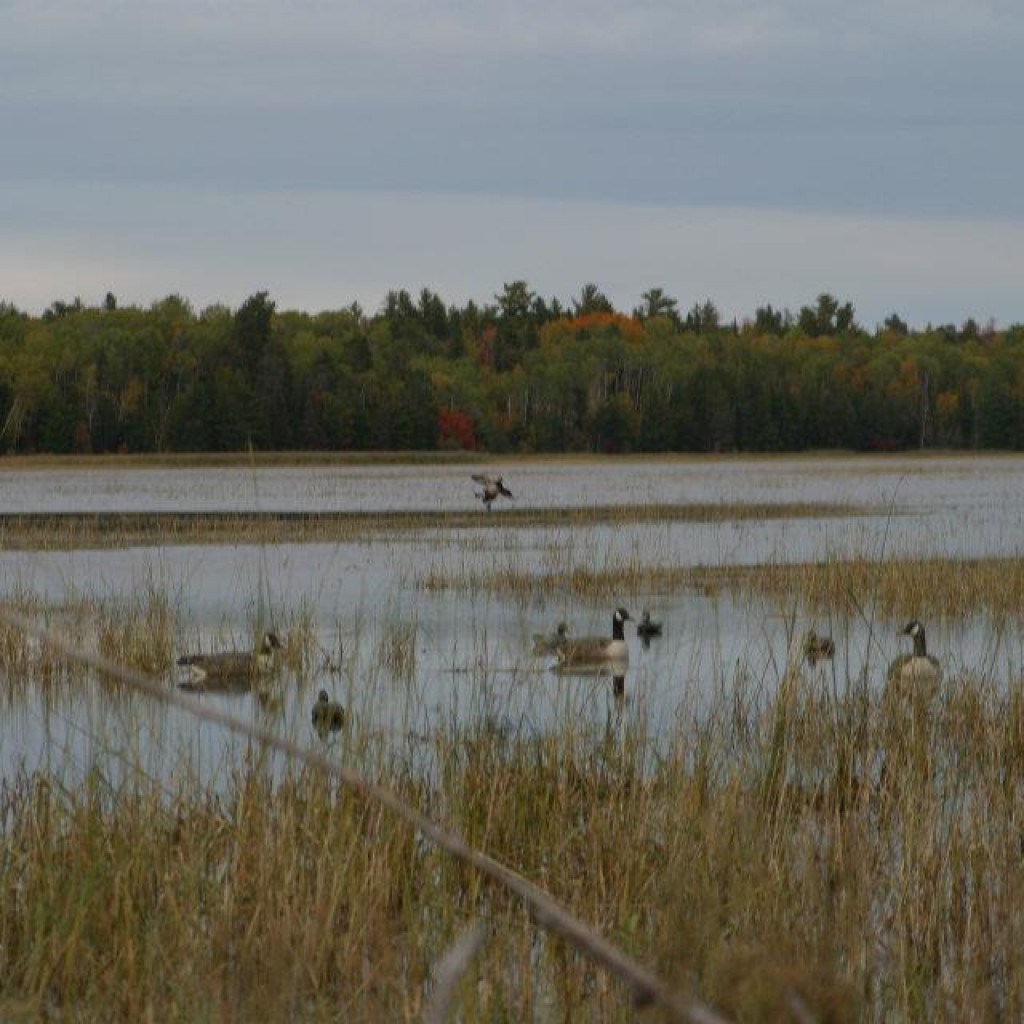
[636,609,662,642]
[176,631,282,691]
[312,689,346,738]
[471,473,513,510]
[802,629,835,666]
[532,621,570,656]
[555,607,631,670]
[887,619,942,687]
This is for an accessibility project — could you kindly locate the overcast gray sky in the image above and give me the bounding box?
[2,0,1022,327]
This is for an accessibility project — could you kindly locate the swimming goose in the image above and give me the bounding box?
[471,473,513,510]
[636,609,663,641]
[312,689,346,737]
[555,607,631,669]
[532,621,570,656]
[176,631,281,691]
[803,630,835,666]
[887,619,942,687]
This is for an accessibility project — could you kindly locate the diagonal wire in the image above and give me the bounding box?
[0,605,731,1024]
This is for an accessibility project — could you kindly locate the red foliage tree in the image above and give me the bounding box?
[438,408,478,450]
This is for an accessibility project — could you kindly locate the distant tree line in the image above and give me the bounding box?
[0,285,1021,454]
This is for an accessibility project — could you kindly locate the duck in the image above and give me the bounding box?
[555,607,631,670]
[532,621,570,656]
[636,609,662,642]
[312,689,347,738]
[177,631,282,691]
[887,619,942,687]
[471,473,513,510]
[802,629,835,666]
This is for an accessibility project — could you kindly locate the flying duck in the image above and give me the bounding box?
[802,630,835,666]
[532,621,570,656]
[555,607,631,670]
[177,631,281,691]
[471,473,513,510]
[636,609,662,642]
[887,619,942,687]
[312,689,347,738]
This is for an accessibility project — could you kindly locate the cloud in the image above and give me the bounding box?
[5,0,1022,93]
[2,0,1021,317]
[2,180,1022,329]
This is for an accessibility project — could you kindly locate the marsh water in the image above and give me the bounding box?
[2,454,1023,785]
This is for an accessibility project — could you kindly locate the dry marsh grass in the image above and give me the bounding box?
[723,555,1024,622]
[419,545,1024,621]
[5,668,1024,1021]
[0,500,867,550]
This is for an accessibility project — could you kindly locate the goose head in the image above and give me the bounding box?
[611,607,632,641]
[900,619,929,655]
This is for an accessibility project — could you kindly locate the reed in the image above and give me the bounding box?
[419,551,1024,620]
[4,645,1024,1020]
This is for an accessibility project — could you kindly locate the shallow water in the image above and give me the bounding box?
[2,454,1023,785]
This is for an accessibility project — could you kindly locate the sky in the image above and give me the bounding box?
[2,0,1023,329]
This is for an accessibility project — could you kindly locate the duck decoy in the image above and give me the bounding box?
[177,631,282,691]
[887,619,942,686]
[802,629,835,666]
[471,473,513,510]
[532,621,570,656]
[636,609,662,642]
[555,607,631,670]
[312,689,346,738]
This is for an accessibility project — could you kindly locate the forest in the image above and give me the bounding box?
[0,284,1022,455]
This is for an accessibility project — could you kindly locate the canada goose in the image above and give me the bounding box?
[532,621,570,656]
[177,631,281,691]
[887,619,942,687]
[555,607,631,669]
[636,609,662,641]
[312,689,346,737]
[803,630,835,666]
[471,473,513,510]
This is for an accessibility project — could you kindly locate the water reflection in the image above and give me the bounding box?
[549,661,629,699]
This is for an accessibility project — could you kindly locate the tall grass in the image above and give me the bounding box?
[4,512,1024,1020]
[4,629,1024,1019]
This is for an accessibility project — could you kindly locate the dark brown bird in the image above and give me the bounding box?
[471,473,513,510]
[802,630,835,666]
[636,609,663,642]
[312,689,346,738]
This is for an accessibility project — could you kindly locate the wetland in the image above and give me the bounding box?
[2,452,1024,1021]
